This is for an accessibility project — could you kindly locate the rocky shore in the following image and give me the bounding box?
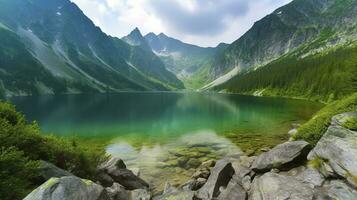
[24,112,357,200]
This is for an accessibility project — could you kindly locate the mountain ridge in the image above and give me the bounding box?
[0,0,183,96]
[205,0,357,90]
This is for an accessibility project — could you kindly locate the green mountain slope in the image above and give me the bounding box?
[208,0,357,89]
[0,0,182,96]
[215,43,357,102]
[144,32,228,89]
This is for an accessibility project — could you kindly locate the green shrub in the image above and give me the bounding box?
[0,147,40,200]
[293,93,357,144]
[0,101,106,199]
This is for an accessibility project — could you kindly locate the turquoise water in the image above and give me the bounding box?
[10,92,322,191]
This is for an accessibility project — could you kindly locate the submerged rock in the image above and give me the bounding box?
[196,159,235,199]
[24,176,109,200]
[308,125,357,187]
[251,141,310,172]
[250,172,314,200]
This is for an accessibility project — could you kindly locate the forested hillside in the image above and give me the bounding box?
[215,43,357,102]
[207,0,357,89]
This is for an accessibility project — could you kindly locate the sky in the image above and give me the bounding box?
[71,0,292,47]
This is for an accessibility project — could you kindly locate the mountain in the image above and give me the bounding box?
[206,0,357,90]
[122,27,151,50]
[0,0,183,96]
[144,32,228,89]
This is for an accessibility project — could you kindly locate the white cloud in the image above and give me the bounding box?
[71,0,292,47]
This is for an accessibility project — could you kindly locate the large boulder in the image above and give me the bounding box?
[196,159,235,199]
[251,141,310,172]
[24,176,109,200]
[97,157,149,190]
[315,180,357,200]
[249,172,314,200]
[37,160,73,181]
[217,176,246,200]
[308,125,357,187]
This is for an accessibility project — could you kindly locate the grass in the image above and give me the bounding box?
[292,93,357,145]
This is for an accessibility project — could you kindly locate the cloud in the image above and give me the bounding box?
[146,0,249,36]
[71,0,292,47]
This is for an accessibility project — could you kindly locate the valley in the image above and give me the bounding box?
[0,0,356,200]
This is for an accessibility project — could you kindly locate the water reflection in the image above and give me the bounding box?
[107,130,242,192]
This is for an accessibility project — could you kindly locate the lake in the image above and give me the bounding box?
[10,92,323,192]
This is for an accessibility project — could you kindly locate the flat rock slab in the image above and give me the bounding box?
[308,125,357,187]
[196,159,235,199]
[250,172,314,200]
[24,176,108,200]
[251,141,310,172]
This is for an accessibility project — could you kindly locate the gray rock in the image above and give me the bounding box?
[98,157,127,172]
[24,176,109,200]
[97,171,115,187]
[251,141,311,172]
[250,172,314,200]
[308,125,357,187]
[107,168,149,190]
[331,112,357,127]
[130,168,140,177]
[200,160,216,168]
[106,183,129,200]
[191,169,210,179]
[130,189,151,200]
[315,180,357,200]
[196,159,235,199]
[241,176,251,191]
[232,161,251,179]
[37,161,73,181]
[217,176,246,200]
[97,157,149,190]
[153,186,195,200]
[295,168,325,187]
[183,178,207,191]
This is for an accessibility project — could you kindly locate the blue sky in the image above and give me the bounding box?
[71,0,292,47]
